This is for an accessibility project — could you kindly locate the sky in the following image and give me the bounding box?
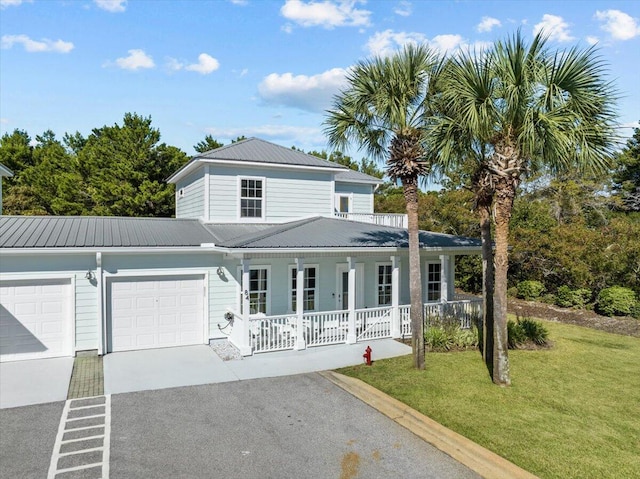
[1,0,639,158]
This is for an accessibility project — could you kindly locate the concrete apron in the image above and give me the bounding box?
[0,357,74,409]
[103,339,412,395]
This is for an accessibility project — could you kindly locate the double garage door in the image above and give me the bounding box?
[108,275,205,353]
[0,274,206,361]
[0,278,73,362]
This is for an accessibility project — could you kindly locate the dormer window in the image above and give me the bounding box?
[240,177,264,219]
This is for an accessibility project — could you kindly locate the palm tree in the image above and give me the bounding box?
[324,44,443,370]
[431,31,617,385]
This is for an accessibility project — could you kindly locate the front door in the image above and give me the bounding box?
[336,264,364,310]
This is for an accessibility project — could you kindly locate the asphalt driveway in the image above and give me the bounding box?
[109,373,479,479]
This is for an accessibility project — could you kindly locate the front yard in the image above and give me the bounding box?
[338,321,640,479]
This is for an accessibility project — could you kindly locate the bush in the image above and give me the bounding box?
[508,317,549,348]
[507,320,527,348]
[555,286,592,308]
[519,317,549,345]
[507,286,519,298]
[596,286,637,316]
[424,325,479,351]
[517,280,546,301]
[540,294,556,304]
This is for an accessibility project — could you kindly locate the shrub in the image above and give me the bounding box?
[507,320,526,348]
[507,286,519,298]
[519,317,549,345]
[540,294,556,304]
[425,326,453,351]
[517,280,546,301]
[596,286,637,316]
[555,286,592,308]
[508,317,549,348]
[454,327,479,349]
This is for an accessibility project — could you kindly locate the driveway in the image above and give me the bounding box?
[109,373,479,478]
[0,357,73,409]
[0,374,479,479]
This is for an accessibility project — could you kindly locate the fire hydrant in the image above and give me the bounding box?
[363,346,372,366]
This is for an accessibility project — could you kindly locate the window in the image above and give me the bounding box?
[249,268,268,314]
[336,195,351,213]
[426,262,441,302]
[240,178,263,218]
[377,264,392,306]
[290,266,318,312]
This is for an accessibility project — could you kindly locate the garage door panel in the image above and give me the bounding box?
[0,279,73,361]
[109,275,205,352]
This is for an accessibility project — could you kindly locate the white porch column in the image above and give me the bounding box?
[440,254,449,302]
[235,258,252,356]
[346,256,357,344]
[96,252,104,356]
[390,255,401,338]
[448,255,456,300]
[294,258,306,350]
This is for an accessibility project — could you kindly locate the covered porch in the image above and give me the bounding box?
[225,253,482,355]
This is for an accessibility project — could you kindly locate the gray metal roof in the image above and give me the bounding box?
[0,215,481,251]
[334,169,383,184]
[0,216,216,248]
[214,217,481,250]
[196,138,341,169]
[166,137,382,184]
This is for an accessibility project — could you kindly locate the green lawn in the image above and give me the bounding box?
[338,321,640,479]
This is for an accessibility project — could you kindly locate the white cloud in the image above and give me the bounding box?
[0,118,8,124]
[365,30,486,57]
[280,0,371,29]
[94,0,127,12]
[394,1,411,17]
[595,10,640,41]
[477,16,501,33]
[585,36,599,45]
[229,0,248,5]
[533,14,574,42]
[185,53,220,74]
[166,57,184,72]
[1,34,74,53]
[0,0,32,9]
[258,67,349,112]
[112,49,155,70]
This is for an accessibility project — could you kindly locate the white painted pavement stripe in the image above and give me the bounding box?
[59,446,104,457]
[54,463,104,475]
[103,394,112,479]
[48,395,111,479]
[47,399,72,479]
[63,424,106,433]
[61,434,105,444]
[68,404,106,411]
[66,413,106,422]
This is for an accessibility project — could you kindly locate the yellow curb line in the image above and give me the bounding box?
[319,370,539,479]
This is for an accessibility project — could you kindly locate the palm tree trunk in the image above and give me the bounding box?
[403,177,425,370]
[492,178,515,386]
[479,204,494,375]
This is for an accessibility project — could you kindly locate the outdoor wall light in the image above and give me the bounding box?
[85,270,95,281]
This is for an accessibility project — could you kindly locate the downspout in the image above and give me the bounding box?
[96,252,104,355]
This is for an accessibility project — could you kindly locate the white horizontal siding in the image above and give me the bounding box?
[335,183,374,214]
[208,165,333,222]
[176,169,205,219]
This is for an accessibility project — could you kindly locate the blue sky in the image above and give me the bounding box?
[1,0,639,158]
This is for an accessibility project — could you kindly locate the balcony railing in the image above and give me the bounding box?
[334,212,408,228]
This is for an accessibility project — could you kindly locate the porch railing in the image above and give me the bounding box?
[334,212,408,228]
[232,298,483,354]
[356,306,393,341]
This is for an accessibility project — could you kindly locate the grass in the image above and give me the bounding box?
[338,321,640,479]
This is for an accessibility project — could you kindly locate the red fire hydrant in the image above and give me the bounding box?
[363,346,372,366]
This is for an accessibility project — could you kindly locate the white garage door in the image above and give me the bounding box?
[109,275,205,352]
[0,279,73,362]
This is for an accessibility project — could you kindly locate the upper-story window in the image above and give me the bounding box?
[240,178,264,219]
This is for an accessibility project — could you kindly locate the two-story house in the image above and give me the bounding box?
[0,138,481,361]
